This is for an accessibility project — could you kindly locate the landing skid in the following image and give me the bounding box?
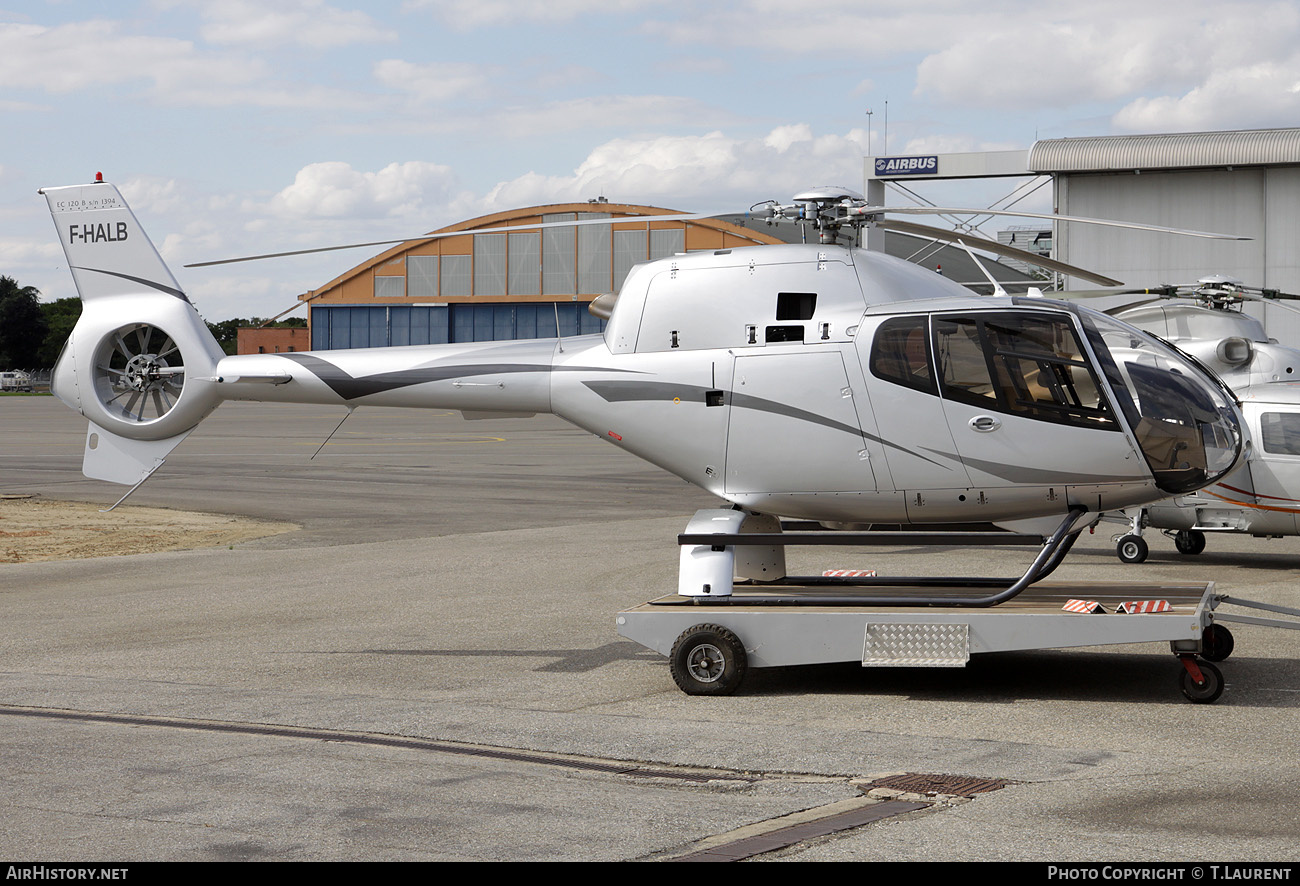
[674,506,1087,607]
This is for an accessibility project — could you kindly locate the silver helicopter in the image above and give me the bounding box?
[40,178,1247,587]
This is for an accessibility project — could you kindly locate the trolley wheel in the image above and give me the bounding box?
[1179,659,1224,704]
[1174,529,1207,555]
[669,624,748,696]
[1202,623,1235,662]
[1116,534,1148,564]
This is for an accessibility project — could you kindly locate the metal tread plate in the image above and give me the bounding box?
[862,622,970,667]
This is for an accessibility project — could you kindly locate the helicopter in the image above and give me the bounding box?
[40,177,1248,589]
[1060,276,1300,562]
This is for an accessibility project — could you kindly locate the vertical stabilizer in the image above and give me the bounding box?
[41,179,191,304]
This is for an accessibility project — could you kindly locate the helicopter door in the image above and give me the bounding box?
[724,351,875,494]
[933,313,1144,499]
[861,315,972,492]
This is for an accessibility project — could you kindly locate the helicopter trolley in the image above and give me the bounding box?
[615,508,1296,703]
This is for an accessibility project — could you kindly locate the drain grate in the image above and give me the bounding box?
[864,773,1008,798]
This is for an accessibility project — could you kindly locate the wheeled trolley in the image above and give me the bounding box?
[616,509,1300,702]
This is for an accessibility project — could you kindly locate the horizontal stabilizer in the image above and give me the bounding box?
[83,422,192,486]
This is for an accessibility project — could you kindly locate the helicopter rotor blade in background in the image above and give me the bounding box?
[183,211,730,268]
[1049,284,1300,321]
[871,207,1251,241]
[874,219,1124,287]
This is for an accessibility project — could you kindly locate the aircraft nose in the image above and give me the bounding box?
[1083,314,1244,495]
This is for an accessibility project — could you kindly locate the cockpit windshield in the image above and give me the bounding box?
[1080,312,1243,494]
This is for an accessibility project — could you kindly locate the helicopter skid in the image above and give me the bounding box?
[675,506,1086,605]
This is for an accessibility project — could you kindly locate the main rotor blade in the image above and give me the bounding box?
[1104,297,1170,316]
[875,219,1124,286]
[1048,286,1184,299]
[183,211,727,268]
[875,207,1251,240]
[1240,286,1300,301]
[1224,288,1300,318]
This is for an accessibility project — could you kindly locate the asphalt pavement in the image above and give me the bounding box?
[2,395,1299,862]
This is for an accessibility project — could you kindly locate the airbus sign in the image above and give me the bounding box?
[874,155,939,176]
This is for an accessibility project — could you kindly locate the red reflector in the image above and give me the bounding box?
[608,431,622,441]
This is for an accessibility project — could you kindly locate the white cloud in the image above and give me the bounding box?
[897,134,1022,155]
[1114,58,1300,132]
[912,1,1300,123]
[631,1,1300,138]
[0,18,382,110]
[263,160,464,220]
[481,126,870,211]
[372,59,495,103]
[0,21,202,93]
[487,94,731,138]
[189,0,397,48]
[764,124,812,153]
[403,0,657,29]
[0,238,62,268]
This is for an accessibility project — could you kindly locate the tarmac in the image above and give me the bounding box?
[2,395,1300,862]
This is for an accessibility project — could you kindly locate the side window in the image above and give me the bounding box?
[870,316,937,395]
[933,317,996,403]
[934,313,1115,428]
[1260,412,1300,455]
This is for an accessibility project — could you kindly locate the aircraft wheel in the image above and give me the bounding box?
[669,624,747,696]
[1179,659,1224,704]
[1202,623,1235,662]
[1175,530,1207,555]
[1116,535,1148,564]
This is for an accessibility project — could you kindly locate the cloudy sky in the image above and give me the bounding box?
[4,0,1300,320]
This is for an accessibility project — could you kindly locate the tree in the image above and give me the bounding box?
[37,298,82,367]
[0,276,48,369]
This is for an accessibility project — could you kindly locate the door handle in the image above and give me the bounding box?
[969,415,1001,432]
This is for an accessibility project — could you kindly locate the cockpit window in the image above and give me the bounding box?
[932,313,1115,429]
[1081,312,1242,494]
[870,316,937,395]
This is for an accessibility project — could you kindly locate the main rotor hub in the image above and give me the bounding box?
[749,187,877,244]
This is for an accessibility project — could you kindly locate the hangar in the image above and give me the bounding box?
[293,202,783,352]
[278,198,1037,352]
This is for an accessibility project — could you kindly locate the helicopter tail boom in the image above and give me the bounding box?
[211,337,559,415]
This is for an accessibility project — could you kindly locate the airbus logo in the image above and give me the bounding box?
[69,222,129,244]
[875,156,939,176]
